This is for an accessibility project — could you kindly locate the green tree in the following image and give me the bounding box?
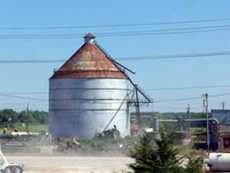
[18,111,34,123]
[18,110,48,124]
[184,156,203,173]
[129,130,203,173]
[31,111,48,124]
[0,109,17,127]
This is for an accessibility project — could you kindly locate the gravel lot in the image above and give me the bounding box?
[7,155,133,173]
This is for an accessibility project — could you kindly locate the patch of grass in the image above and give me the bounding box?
[13,123,48,133]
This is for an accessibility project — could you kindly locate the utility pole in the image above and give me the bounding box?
[203,93,209,151]
[203,98,206,113]
[221,101,225,110]
[26,104,30,134]
[186,104,190,115]
[134,84,140,129]
[186,104,191,131]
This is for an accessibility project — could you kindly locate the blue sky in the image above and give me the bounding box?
[0,1,230,112]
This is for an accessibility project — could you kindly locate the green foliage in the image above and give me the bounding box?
[0,109,48,128]
[129,130,203,173]
[18,111,34,124]
[184,156,203,173]
[129,131,181,173]
[0,109,17,124]
[0,109,48,133]
[18,110,48,124]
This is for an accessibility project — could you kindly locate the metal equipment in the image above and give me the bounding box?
[96,41,152,133]
[97,125,120,139]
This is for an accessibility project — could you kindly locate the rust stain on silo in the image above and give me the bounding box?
[50,37,127,79]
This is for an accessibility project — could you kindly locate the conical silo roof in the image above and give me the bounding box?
[50,33,127,79]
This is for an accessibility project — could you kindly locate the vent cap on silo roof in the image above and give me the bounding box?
[84,33,96,44]
[50,33,127,79]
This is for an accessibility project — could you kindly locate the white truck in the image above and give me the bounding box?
[206,153,230,172]
[0,150,23,173]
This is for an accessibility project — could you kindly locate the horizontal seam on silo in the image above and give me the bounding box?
[50,88,131,90]
[49,98,129,101]
[49,108,127,111]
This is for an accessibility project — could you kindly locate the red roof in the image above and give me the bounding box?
[50,34,127,79]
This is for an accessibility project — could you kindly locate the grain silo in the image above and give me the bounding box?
[49,33,131,139]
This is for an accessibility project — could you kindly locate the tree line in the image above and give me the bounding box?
[0,109,48,125]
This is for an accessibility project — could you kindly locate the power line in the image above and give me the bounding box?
[120,51,230,61]
[3,24,230,34]
[1,18,230,30]
[0,24,230,39]
[1,90,230,105]
[209,92,230,98]
[97,28,230,38]
[147,85,230,91]
[0,60,64,63]
[2,84,230,96]
[153,92,230,103]
[5,92,48,95]
[0,50,230,64]
[154,96,202,103]
[0,29,225,39]
[0,92,47,101]
[96,24,230,37]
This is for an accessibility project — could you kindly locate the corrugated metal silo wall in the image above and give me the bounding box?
[49,78,130,139]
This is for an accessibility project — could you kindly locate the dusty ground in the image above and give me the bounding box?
[7,155,133,173]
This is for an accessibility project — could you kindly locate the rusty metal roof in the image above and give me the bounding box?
[50,34,127,79]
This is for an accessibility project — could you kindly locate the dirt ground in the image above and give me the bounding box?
[7,155,133,173]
